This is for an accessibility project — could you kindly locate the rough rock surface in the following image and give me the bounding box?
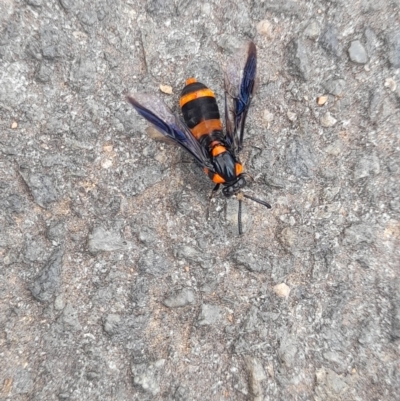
[0,1,399,400]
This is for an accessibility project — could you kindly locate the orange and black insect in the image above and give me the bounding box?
[127,42,271,234]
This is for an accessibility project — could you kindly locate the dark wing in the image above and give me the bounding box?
[224,41,257,153]
[127,94,213,169]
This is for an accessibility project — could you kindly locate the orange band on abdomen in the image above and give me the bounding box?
[211,145,226,157]
[179,88,216,108]
[235,163,243,176]
[190,119,223,139]
[211,173,225,184]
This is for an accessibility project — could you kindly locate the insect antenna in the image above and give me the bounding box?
[243,194,272,209]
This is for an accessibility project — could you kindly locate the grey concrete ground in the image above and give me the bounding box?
[1,0,400,400]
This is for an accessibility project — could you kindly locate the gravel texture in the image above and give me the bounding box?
[1,1,400,400]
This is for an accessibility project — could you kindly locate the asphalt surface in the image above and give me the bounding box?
[1,1,400,400]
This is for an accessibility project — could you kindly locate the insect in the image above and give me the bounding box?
[127,41,271,234]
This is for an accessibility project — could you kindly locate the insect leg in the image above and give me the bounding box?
[243,193,272,209]
[209,184,221,200]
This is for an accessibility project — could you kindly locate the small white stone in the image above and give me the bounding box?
[348,40,368,64]
[320,112,337,127]
[273,283,291,298]
[385,78,397,92]
[101,159,113,169]
[201,3,211,15]
[159,84,173,94]
[257,20,273,38]
[287,111,297,121]
[303,20,320,39]
[317,95,328,106]
[262,109,274,126]
[324,140,342,156]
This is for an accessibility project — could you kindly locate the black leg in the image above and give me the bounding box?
[210,184,220,198]
[243,193,271,209]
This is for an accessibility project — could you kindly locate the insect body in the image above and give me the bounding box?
[127,42,271,234]
[179,77,245,196]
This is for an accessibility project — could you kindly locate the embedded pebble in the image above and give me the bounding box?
[232,248,271,273]
[88,227,133,253]
[175,245,206,264]
[384,78,397,92]
[279,227,297,249]
[343,223,375,245]
[364,27,379,55]
[353,154,380,180]
[54,294,65,311]
[29,247,64,302]
[163,288,196,308]
[101,158,113,169]
[138,250,172,276]
[198,304,222,326]
[262,109,274,126]
[304,20,320,39]
[273,283,291,298]
[287,39,311,81]
[59,303,82,331]
[103,314,122,335]
[131,360,165,396]
[36,63,52,83]
[387,30,400,68]
[315,368,349,397]
[19,170,58,208]
[264,176,285,189]
[279,336,298,367]
[319,24,340,56]
[46,221,66,243]
[348,40,368,64]
[323,78,346,96]
[245,357,266,401]
[159,84,173,94]
[287,111,296,121]
[320,112,337,127]
[256,20,273,37]
[324,140,343,156]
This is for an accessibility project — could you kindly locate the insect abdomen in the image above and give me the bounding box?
[180,78,223,142]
